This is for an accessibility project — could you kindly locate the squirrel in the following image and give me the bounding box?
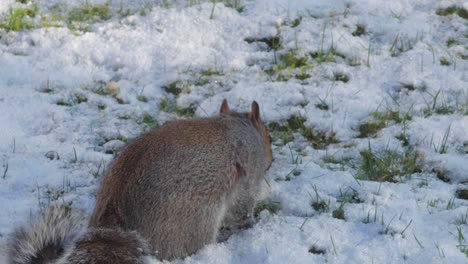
[7,100,272,263]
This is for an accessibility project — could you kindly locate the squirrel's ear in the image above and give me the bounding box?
[220,99,230,113]
[250,101,260,122]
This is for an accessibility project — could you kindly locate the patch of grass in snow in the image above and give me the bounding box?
[389,34,419,57]
[322,153,351,171]
[135,112,159,132]
[68,2,111,23]
[38,79,57,93]
[56,99,72,106]
[358,109,411,138]
[338,187,364,204]
[332,199,347,220]
[308,246,326,255]
[159,97,196,118]
[116,4,131,18]
[398,82,427,93]
[164,69,221,96]
[244,36,282,51]
[310,185,330,213]
[352,24,367,37]
[332,72,350,83]
[74,93,88,104]
[268,115,339,149]
[455,212,468,225]
[0,4,38,32]
[137,94,148,103]
[163,81,190,96]
[265,50,312,81]
[422,90,454,117]
[433,167,450,183]
[447,37,461,47]
[222,0,244,12]
[84,80,108,96]
[436,6,468,20]
[253,200,281,218]
[41,175,76,205]
[455,189,468,200]
[55,94,88,106]
[66,2,111,32]
[455,226,468,257]
[322,154,347,165]
[188,0,244,13]
[431,125,451,154]
[289,17,302,28]
[439,56,451,66]
[356,142,423,182]
[310,47,345,64]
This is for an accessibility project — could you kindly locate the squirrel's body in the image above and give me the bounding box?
[7,100,272,263]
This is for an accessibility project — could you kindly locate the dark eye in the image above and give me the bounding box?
[268,135,272,143]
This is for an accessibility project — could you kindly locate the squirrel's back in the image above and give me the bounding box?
[90,100,272,260]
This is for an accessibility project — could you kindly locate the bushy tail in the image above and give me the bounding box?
[7,205,83,264]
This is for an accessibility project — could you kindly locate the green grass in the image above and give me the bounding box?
[389,34,418,57]
[422,90,454,116]
[432,125,451,154]
[315,101,329,111]
[399,82,427,92]
[322,154,351,171]
[440,56,451,66]
[456,189,468,200]
[436,6,468,20]
[265,50,311,81]
[455,212,468,225]
[310,186,330,213]
[447,37,461,47]
[74,93,87,104]
[352,24,367,36]
[333,72,350,83]
[0,4,38,32]
[244,36,282,51]
[456,226,468,257]
[310,47,345,64]
[332,199,347,220]
[159,97,196,117]
[308,246,326,255]
[163,81,185,96]
[68,2,111,23]
[56,99,71,106]
[358,109,411,138]
[222,0,244,12]
[290,17,302,28]
[268,115,339,149]
[137,95,148,102]
[66,1,111,32]
[253,200,281,218]
[356,143,423,182]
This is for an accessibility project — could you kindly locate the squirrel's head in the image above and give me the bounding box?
[220,99,273,170]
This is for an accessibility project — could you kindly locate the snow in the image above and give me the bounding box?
[0,0,467,263]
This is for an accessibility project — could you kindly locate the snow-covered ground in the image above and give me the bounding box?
[1,0,467,263]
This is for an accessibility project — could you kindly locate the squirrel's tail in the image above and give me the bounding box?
[7,205,83,264]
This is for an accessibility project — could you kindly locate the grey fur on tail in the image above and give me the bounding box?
[7,205,151,264]
[7,205,83,264]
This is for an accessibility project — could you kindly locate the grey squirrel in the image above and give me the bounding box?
[8,100,272,263]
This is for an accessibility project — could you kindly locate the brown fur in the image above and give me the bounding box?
[90,100,272,260]
[63,228,149,264]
